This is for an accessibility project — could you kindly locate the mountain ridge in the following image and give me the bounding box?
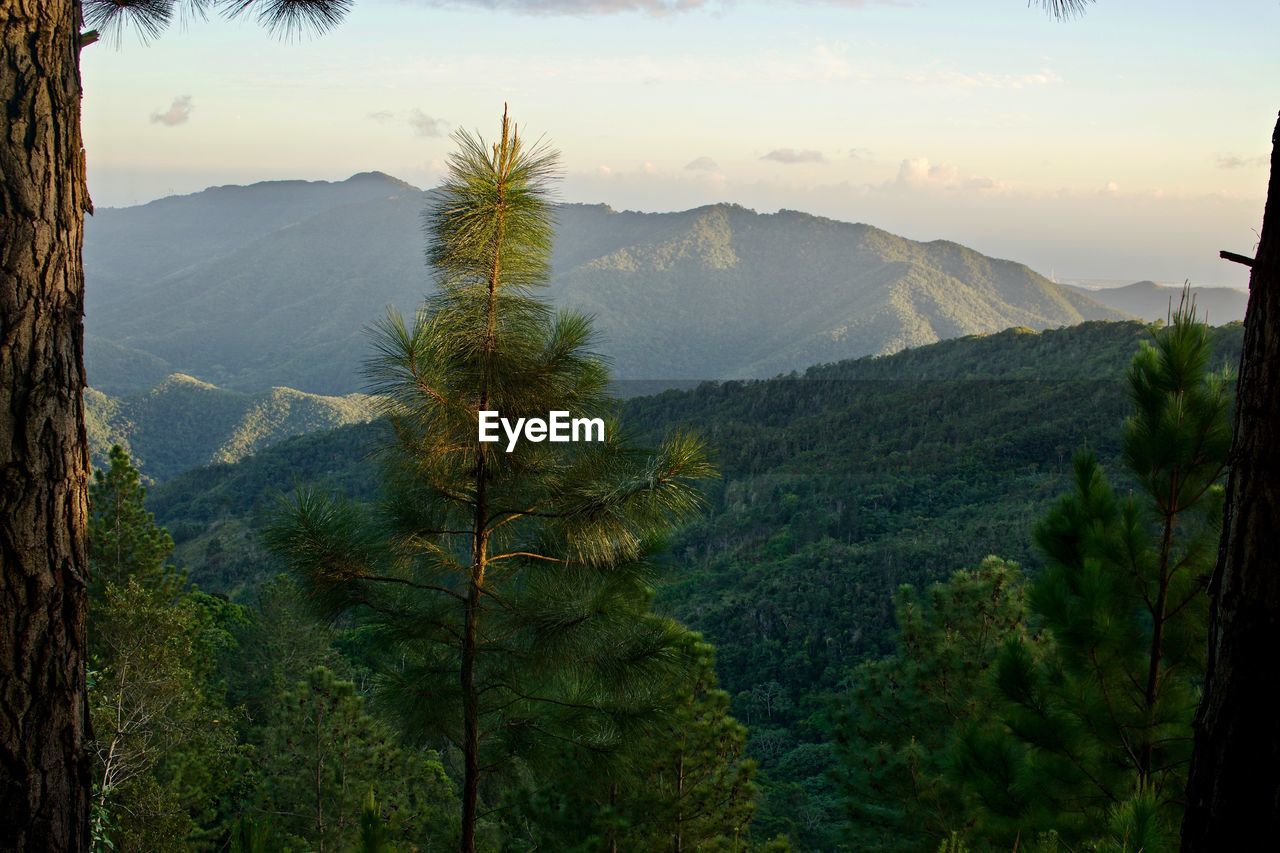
[84,173,1124,395]
[86,374,375,481]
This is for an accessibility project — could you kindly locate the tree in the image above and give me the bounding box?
[515,633,757,851]
[833,557,1030,852]
[1182,112,1280,849]
[82,446,239,848]
[250,666,456,851]
[267,108,714,852]
[632,637,757,852]
[224,574,349,723]
[88,580,241,851]
[956,304,1232,847]
[0,3,351,848]
[87,444,178,597]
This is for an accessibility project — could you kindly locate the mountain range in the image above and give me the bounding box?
[85,172,1137,396]
[1061,279,1247,324]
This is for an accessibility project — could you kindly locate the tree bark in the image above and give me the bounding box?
[0,1,92,851]
[1181,110,1280,850]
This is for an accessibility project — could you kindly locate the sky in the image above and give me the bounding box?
[81,0,1279,288]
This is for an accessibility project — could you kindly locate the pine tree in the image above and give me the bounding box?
[267,108,713,852]
[515,632,757,851]
[85,446,239,850]
[955,300,1232,846]
[833,557,1030,852]
[250,667,455,851]
[87,445,178,597]
[1182,111,1280,850]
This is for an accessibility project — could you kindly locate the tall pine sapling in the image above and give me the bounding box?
[955,297,1232,846]
[267,107,714,852]
[88,445,180,598]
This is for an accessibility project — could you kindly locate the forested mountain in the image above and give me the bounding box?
[86,374,373,481]
[1064,279,1247,323]
[145,319,1243,847]
[85,173,1123,395]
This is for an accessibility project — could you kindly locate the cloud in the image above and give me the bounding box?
[685,156,720,172]
[889,157,1007,193]
[367,110,395,123]
[150,96,193,126]
[1217,154,1266,169]
[762,148,826,165]
[848,147,872,160]
[408,110,447,138]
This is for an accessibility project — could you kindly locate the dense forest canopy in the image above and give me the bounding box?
[124,317,1242,848]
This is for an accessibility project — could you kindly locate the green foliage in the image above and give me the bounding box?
[266,110,719,846]
[145,319,1243,847]
[513,633,758,851]
[88,444,179,596]
[248,667,455,850]
[954,302,1231,846]
[89,579,241,850]
[360,790,393,853]
[229,815,274,853]
[832,557,1031,852]
[85,375,374,481]
[223,574,352,720]
[87,447,241,849]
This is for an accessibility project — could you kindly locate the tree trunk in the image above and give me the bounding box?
[1181,110,1280,850]
[459,547,481,853]
[0,2,92,851]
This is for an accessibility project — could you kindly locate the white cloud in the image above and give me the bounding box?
[408,110,448,138]
[150,96,193,126]
[1217,154,1267,169]
[685,156,720,172]
[762,148,826,165]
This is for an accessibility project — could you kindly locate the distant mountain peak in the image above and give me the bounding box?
[343,171,418,191]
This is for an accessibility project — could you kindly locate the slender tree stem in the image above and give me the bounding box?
[460,103,513,853]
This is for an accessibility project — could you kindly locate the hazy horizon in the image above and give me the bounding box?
[81,0,1278,290]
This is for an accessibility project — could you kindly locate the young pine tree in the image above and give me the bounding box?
[267,108,714,852]
[954,300,1232,847]
[88,444,179,597]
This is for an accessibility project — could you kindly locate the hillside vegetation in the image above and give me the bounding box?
[144,319,1242,845]
[86,374,374,481]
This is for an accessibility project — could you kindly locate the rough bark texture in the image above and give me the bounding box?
[1181,111,1280,850]
[0,1,92,851]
